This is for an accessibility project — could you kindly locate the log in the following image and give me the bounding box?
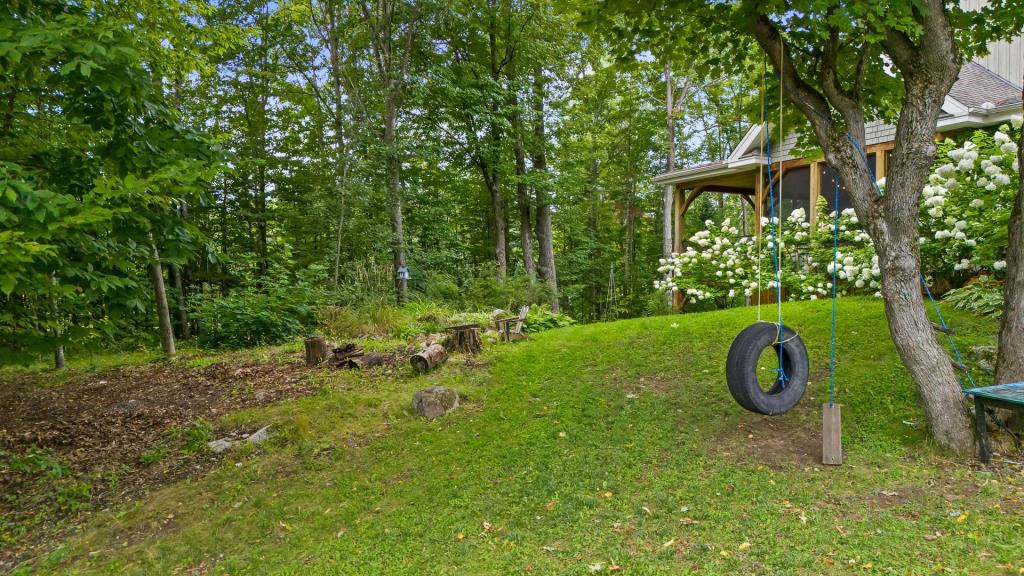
[327,342,365,368]
[304,336,330,366]
[411,344,448,373]
[443,324,481,354]
[347,351,395,369]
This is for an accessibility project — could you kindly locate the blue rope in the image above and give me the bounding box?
[762,86,787,389]
[829,178,839,406]
[920,272,977,389]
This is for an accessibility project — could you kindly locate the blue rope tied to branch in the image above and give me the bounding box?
[920,272,977,389]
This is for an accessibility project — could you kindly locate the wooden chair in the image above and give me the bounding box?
[495,305,530,341]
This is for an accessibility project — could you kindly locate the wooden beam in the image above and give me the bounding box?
[701,185,757,195]
[875,149,887,182]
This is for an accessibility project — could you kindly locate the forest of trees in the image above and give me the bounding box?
[1,0,758,362]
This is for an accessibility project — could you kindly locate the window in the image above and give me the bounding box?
[769,165,811,220]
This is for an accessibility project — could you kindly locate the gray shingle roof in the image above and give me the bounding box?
[949,62,1023,108]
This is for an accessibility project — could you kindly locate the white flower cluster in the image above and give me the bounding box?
[920,124,1019,277]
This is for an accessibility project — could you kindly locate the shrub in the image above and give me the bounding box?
[522,306,577,333]
[944,277,1004,318]
[192,272,323,349]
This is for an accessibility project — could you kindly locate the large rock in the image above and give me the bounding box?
[412,386,459,419]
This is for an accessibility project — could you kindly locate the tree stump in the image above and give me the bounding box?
[444,324,481,354]
[411,344,448,373]
[304,336,329,366]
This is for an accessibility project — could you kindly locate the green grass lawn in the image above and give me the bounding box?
[19,298,1024,575]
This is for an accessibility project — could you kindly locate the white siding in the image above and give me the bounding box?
[961,0,1024,86]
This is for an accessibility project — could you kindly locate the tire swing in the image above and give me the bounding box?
[725,52,809,416]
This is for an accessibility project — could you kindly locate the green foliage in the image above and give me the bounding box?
[192,272,324,350]
[138,446,169,466]
[521,305,577,333]
[944,277,1005,319]
[3,447,69,481]
[179,420,214,455]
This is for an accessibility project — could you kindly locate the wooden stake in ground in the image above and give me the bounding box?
[304,336,329,366]
[411,344,448,373]
[822,403,842,466]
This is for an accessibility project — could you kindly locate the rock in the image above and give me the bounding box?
[207,425,271,453]
[412,386,459,419]
[971,345,998,374]
[207,438,235,454]
[246,425,271,445]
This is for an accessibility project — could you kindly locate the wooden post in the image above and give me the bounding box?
[673,185,685,310]
[411,344,448,373]
[974,396,990,465]
[304,336,329,366]
[808,161,821,228]
[754,173,764,236]
[822,403,843,465]
[673,185,684,254]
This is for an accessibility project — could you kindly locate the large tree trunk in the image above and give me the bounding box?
[511,97,536,283]
[751,3,973,454]
[149,241,176,359]
[531,66,558,312]
[170,264,190,339]
[663,61,675,260]
[384,86,408,304]
[996,88,1024,389]
[484,166,507,279]
[50,273,64,370]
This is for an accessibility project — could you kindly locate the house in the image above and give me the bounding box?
[655,46,1023,259]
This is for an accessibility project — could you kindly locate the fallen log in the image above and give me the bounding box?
[327,342,365,368]
[411,344,448,373]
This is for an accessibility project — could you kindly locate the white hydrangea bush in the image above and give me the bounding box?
[655,218,761,304]
[656,113,1020,305]
[656,199,879,304]
[919,116,1021,278]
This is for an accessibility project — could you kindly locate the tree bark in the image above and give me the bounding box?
[531,66,558,312]
[385,85,408,304]
[149,241,176,359]
[305,336,330,366]
[482,165,507,279]
[995,83,1024,389]
[511,95,536,283]
[663,61,675,260]
[50,273,65,370]
[411,343,448,373]
[750,3,973,453]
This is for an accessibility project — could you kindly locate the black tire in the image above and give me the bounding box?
[726,322,809,415]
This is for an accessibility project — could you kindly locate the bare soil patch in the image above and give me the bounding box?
[0,358,319,571]
[715,412,822,468]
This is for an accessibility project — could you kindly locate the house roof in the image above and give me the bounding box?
[655,61,1023,187]
[949,62,1022,108]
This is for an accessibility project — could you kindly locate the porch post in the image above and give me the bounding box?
[809,160,821,228]
[673,185,685,310]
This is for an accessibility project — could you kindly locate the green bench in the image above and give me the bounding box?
[964,382,1024,464]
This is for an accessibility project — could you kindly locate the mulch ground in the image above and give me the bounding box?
[0,358,320,571]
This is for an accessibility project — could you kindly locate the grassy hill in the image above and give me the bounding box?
[16,298,1024,575]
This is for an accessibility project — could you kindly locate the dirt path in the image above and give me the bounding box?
[0,358,320,571]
